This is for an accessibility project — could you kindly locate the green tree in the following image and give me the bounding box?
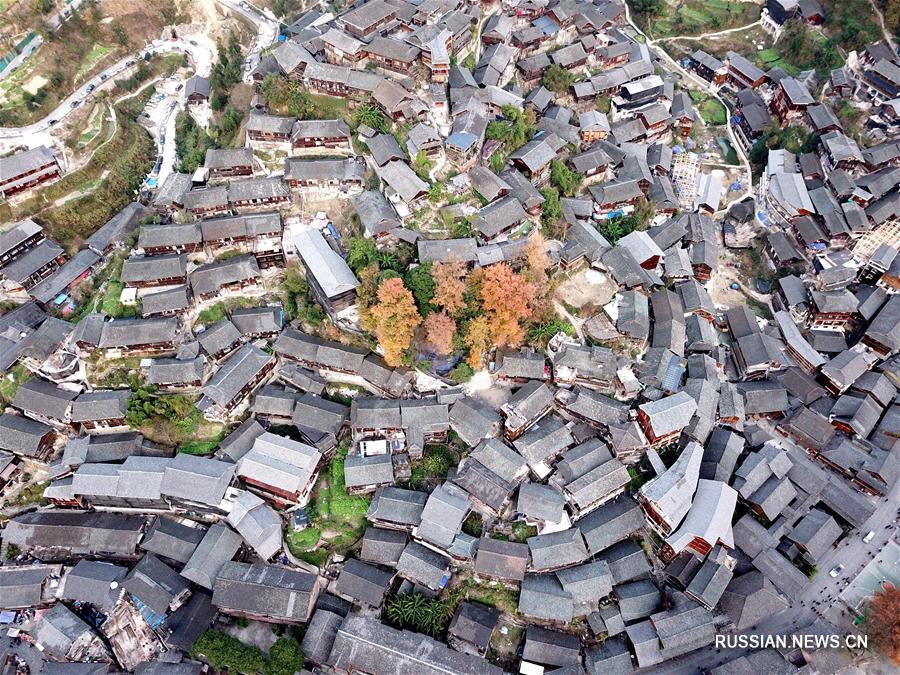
[489,151,506,173]
[427,181,445,204]
[346,237,379,273]
[191,630,264,674]
[260,74,312,118]
[404,263,435,314]
[174,110,216,173]
[264,638,305,675]
[539,186,562,233]
[542,63,575,94]
[386,593,453,637]
[283,267,326,326]
[354,104,390,133]
[550,160,583,197]
[631,0,663,14]
[110,20,130,48]
[486,105,536,152]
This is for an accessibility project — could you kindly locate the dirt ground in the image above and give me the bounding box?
[708,237,775,315]
[554,268,617,314]
[222,620,278,655]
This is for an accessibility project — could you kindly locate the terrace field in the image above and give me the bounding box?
[635,0,761,39]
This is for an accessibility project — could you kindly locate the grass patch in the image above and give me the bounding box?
[755,48,800,76]
[13,481,49,507]
[179,428,227,456]
[0,363,32,404]
[77,104,107,146]
[511,521,537,543]
[196,302,228,327]
[306,94,350,121]
[408,444,458,489]
[285,526,321,555]
[10,89,157,252]
[194,297,258,329]
[141,411,225,450]
[74,44,113,83]
[639,0,760,39]
[448,577,520,615]
[628,466,651,493]
[699,99,726,126]
[489,621,524,670]
[99,280,139,319]
[744,294,773,320]
[299,441,371,566]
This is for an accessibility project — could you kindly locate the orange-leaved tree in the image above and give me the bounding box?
[478,262,535,348]
[464,316,492,369]
[431,259,467,315]
[523,231,552,315]
[866,582,900,665]
[425,310,456,356]
[356,263,381,331]
[371,277,421,366]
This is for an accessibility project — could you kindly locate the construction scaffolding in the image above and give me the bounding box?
[671,151,700,211]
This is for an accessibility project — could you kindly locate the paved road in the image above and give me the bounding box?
[0,39,212,151]
[621,6,754,212]
[0,0,87,82]
[215,0,280,83]
[657,20,763,43]
[646,426,897,673]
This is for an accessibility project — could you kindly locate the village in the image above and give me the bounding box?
[0,0,899,673]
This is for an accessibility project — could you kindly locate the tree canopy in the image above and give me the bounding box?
[550,160,583,197]
[477,263,535,348]
[866,583,900,665]
[371,277,422,366]
[542,64,575,94]
[191,630,264,674]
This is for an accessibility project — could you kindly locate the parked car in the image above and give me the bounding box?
[70,100,80,108]
[48,119,58,126]
[86,84,95,93]
[863,531,875,543]
[829,564,844,578]
[189,39,198,46]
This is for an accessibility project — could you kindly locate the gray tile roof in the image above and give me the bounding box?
[13,378,77,421]
[396,541,450,589]
[212,561,318,622]
[226,490,283,559]
[98,316,179,349]
[201,343,272,409]
[366,486,427,528]
[140,516,206,564]
[527,528,589,571]
[474,536,529,581]
[3,510,145,558]
[518,573,574,622]
[181,523,243,590]
[60,559,126,610]
[0,564,58,609]
[70,389,129,423]
[417,482,470,549]
[359,527,408,567]
[326,614,502,675]
[335,558,394,607]
[0,413,54,457]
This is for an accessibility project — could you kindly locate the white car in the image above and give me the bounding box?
[829,564,844,578]
[863,531,875,543]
